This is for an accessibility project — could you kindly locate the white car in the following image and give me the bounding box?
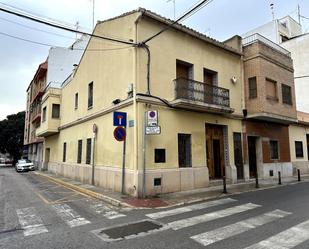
[15,159,35,172]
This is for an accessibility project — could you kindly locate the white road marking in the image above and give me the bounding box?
[167,203,260,230]
[90,201,126,219]
[16,207,48,236]
[52,203,90,227]
[244,218,309,249]
[103,211,126,219]
[146,198,237,219]
[191,209,291,246]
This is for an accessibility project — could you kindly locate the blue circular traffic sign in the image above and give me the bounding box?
[114,126,126,141]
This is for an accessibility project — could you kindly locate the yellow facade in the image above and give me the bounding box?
[40,9,243,197]
[289,124,309,174]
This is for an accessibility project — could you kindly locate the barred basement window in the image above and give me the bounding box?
[295,141,304,158]
[282,84,292,105]
[86,138,91,164]
[77,140,82,163]
[248,77,257,99]
[270,140,279,160]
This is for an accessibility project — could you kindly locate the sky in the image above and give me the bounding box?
[0,0,309,121]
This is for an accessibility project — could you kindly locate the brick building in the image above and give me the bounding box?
[242,34,297,179]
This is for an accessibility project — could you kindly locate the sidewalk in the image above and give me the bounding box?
[34,171,309,209]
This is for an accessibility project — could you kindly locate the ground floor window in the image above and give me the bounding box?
[86,138,91,164]
[178,133,192,168]
[295,141,304,158]
[77,140,82,163]
[269,140,279,160]
[63,142,66,162]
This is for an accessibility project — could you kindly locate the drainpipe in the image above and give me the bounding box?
[135,11,151,197]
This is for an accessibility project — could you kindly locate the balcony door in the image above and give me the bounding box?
[203,68,217,105]
[176,60,193,100]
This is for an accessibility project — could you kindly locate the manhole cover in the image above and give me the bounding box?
[92,219,167,242]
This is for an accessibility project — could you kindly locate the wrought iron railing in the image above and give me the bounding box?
[174,78,230,107]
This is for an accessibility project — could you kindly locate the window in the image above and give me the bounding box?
[75,93,78,109]
[42,107,47,122]
[178,134,192,167]
[154,149,166,163]
[248,77,257,99]
[77,140,82,163]
[282,84,292,105]
[88,82,93,109]
[266,78,278,101]
[270,140,279,160]
[86,138,91,164]
[154,178,162,186]
[63,142,66,162]
[52,104,60,119]
[295,141,304,158]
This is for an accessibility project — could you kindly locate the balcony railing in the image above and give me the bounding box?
[242,33,291,56]
[174,78,230,108]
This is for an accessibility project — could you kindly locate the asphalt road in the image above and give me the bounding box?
[1,167,309,249]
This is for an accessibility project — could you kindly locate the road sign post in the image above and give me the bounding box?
[113,112,127,194]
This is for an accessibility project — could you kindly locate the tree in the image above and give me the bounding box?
[0,111,25,164]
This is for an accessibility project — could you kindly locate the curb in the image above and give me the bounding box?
[34,172,133,208]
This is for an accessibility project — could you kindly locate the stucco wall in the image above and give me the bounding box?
[136,16,243,115]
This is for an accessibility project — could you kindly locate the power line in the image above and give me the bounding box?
[0,30,132,51]
[0,6,136,46]
[142,0,213,44]
[0,16,76,40]
[0,1,88,31]
[295,75,309,79]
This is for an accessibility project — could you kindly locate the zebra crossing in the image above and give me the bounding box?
[15,200,127,237]
[145,198,309,248]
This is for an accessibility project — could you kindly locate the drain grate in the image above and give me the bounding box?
[92,219,166,242]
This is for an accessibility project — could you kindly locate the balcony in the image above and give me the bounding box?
[170,78,234,113]
[36,85,61,137]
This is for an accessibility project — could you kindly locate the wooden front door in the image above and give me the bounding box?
[248,136,257,178]
[206,124,225,179]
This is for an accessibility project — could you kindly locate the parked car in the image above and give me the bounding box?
[15,159,35,172]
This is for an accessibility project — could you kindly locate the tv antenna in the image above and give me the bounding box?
[167,0,176,19]
[270,3,275,20]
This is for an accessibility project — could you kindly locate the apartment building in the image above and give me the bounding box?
[24,36,89,169]
[37,8,244,197]
[241,33,297,180]
[242,16,309,114]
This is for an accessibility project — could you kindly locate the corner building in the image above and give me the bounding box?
[39,9,246,197]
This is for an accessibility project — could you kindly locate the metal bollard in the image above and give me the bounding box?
[223,176,227,194]
[278,171,281,185]
[255,174,259,188]
[298,169,301,182]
